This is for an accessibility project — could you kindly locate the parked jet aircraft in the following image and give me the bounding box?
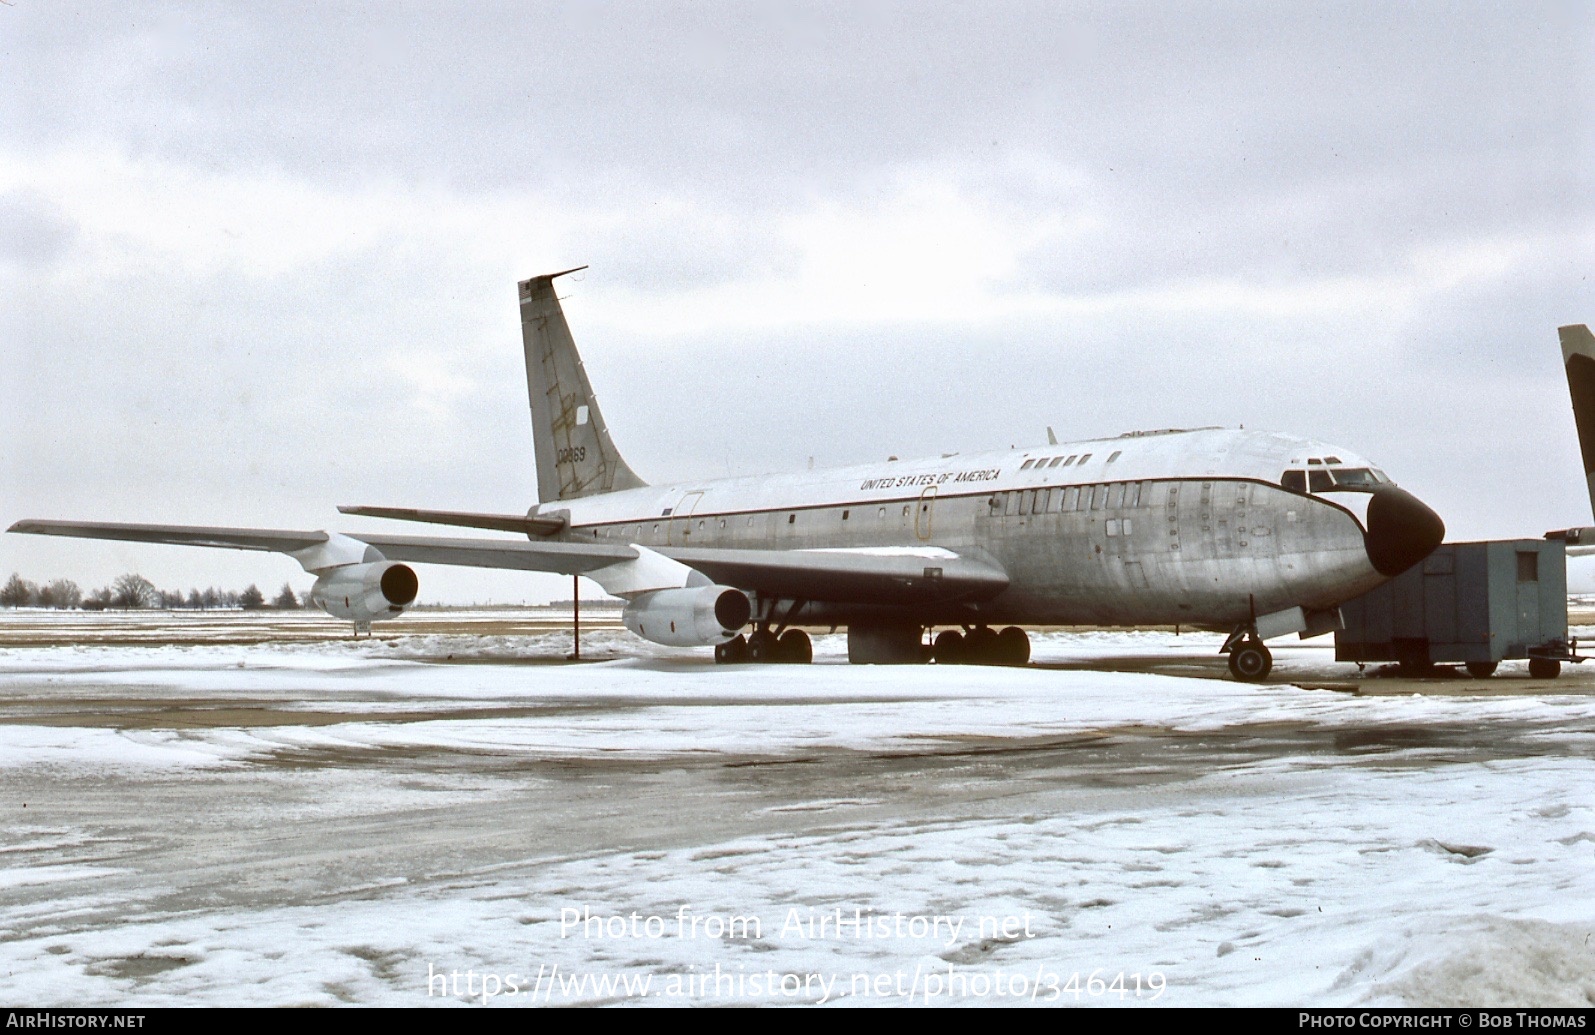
[9,268,1446,679]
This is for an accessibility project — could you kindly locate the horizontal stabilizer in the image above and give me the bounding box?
[338,505,566,536]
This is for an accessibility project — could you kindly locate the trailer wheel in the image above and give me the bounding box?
[1394,640,1434,677]
[1528,658,1561,679]
[1465,661,1498,678]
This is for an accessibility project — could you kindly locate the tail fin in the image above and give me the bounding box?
[1559,324,1595,521]
[518,268,646,503]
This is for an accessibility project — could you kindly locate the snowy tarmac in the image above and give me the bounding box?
[1,611,1594,1007]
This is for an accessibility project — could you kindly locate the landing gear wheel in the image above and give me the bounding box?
[714,634,749,665]
[747,628,778,663]
[1528,658,1562,679]
[1465,661,1498,678]
[996,626,1031,666]
[964,626,999,664]
[932,630,966,665]
[777,629,813,664]
[1227,641,1272,681]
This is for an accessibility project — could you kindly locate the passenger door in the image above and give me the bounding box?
[915,486,937,541]
[669,491,704,545]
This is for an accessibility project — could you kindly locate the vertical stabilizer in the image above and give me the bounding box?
[519,269,646,503]
[1560,324,1595,521]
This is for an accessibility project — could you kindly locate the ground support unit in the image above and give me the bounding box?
[1335,538,1581,677]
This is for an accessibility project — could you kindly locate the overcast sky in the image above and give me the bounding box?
[3,2,1594,603]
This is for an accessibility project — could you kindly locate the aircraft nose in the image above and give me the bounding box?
[1364,487,1445,577]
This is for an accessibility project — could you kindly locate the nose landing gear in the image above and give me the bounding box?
[1226,640,1273,681]
[1222,624,1273,681]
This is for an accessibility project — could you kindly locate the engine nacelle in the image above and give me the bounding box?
[622,585,751,647]
[310,562,419,628]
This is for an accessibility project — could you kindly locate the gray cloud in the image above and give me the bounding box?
[2,1,1592,597]
[0,190,79,268]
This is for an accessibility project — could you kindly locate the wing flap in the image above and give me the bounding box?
[353,533,634,574]
[662,546,1008,605]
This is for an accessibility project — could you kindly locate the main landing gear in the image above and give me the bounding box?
[1222,626,1273,682]
[718,618,1036,667]
[928,626,1031,666]
[715,625,813,664]
[845,623,1030,665]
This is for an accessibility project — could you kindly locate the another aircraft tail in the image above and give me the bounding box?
[519,268,647,503]
[1559,324,1595,522]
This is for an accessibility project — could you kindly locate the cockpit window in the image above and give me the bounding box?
[1329,468,1381,490]
[1284,465,1393,494]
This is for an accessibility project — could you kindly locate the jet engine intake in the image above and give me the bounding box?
[622,585,751,647]
[310,562,419,626]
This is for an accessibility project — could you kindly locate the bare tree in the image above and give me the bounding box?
[0,574,37,608]
[112,573,155,610]
[38,580,81,609]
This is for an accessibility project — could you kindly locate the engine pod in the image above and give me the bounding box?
[310,561,418,626]
[622,585,750,647]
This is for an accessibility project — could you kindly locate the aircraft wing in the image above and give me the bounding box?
[360,538,1007,603]
[7,521,1007,603]
[1545,526,1595,557]
[8,520,331,554]
[7,520,632,575]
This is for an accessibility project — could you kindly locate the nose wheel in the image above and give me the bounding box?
[1226,640,1273,681]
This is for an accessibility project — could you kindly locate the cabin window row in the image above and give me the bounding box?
[1018,448,1125,472]
[1019,451,1091,471]
[605,504,918,540]
[993,480,1153,517]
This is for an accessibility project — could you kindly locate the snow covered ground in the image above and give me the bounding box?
[1,616,1593,1007]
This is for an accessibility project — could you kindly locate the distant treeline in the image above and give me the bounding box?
[1,573,304,611]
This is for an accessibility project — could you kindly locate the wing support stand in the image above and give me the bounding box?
[568,575,581,662]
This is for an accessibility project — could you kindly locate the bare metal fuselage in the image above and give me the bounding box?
[548,427,1386,630]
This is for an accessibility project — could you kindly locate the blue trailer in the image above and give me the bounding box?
[1334,539,1579,677]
